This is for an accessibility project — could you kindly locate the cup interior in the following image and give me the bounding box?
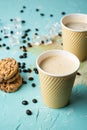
[61,13,87,32]
[36,50,80,77]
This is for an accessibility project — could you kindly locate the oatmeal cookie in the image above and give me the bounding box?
[0,75,22,92]
[0,58,18,82]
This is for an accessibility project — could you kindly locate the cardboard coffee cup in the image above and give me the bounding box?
[61,13,87,61]
[36,50,80,108]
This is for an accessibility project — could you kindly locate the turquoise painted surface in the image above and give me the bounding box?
[0,0,87,130]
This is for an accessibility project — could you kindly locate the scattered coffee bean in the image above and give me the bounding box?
[6,46,10,50]
[19,69,22,73]
[20,10,24,13]
[21,20,26,24]
[22,100,28,105]
[27,43,32,47]
[27,68,32,73]
[19,55,24,59]
[0,38,2,41]
[23,52,27,58]
[21,65,25,69]
[10,19,13,21]
[26,109,32,115]
[27,37,30,41]
[23,69,28,73]
[18,62,21,66]
[35,33,38,35]
[35,28,39,31]
[36,8,39,12]
[50,14,53,17]
[41,40,44,44]
[31,83,36,87]
[77,72,81,76]
[22,62,26,66]
[23,40,27,43]
[22,80,27,84]
[4,36,8,38]
[25,29,31,33]
[32,99,38,103]
[33,68,39,74]
[2,43,6,46]
[23,54,27,58]
[58,33,62,37]
[28,77,34,81]
[23,6,26,9]
[61,11,66,15]
[0,44,2,47]
[40,13,45,16]
[10,31,14,34]
[21,36,26,39]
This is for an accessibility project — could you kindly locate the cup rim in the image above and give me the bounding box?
[61,13,87,32]
[36,50,80,77]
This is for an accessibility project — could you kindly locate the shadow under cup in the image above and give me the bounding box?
[61,13,87,61]
[36,50,80,108]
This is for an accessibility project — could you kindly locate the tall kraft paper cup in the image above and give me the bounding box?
[36,50,80,108]
[61,13,87,61]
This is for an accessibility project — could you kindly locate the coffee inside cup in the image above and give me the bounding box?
[65,22,87,31]
[38,50,79,76]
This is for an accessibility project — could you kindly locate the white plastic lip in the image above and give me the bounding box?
[36,50,80,77]
[61,13,87,32]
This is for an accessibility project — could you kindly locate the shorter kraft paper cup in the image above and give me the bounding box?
[36,50,80,108]
[61,13,87,61]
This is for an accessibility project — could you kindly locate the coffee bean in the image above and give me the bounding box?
[50,14,53,17]
[6,46,10,50]
[22,100,28,105]
[40,13,45,16]
[2,43,6,46]
[22,40,26,43]
[35,28,39,31]
[28,77,34,81]
[4,36,8,38]
[32,99,38,103]
[27,68,32,73]
[0,38,2,41]
[20,10,24,13]
[27,37,30,41]
[58,33,62,37]
[61,11,66,15]
[10,31,14,34]
[21,20,26,24]
[33,68,39,74]
[10,19,13,21]
[41,40,44,44]
[22,80,27,84]
[25,29,31,33]
[23,69,28,73]
[35,33,38,35]
[36,8,39,12]
[26,109,32,115]
[23,6,26,9]
[31,83,36,87]
[19,55,23,59]
[27,43,32,47]
[77,72,81,76]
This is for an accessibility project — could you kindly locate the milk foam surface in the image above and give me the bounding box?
[40,55,77,75]
[66,22,87,31]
